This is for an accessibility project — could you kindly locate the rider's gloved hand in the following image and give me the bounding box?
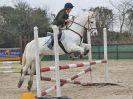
[65,19,72,22]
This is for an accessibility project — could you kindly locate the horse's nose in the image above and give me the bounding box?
[94,32,97,35]
[93,32,97,36]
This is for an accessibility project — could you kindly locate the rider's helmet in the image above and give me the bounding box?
[64,3,74,9]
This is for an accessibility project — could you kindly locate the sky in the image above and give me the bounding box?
[0,0,122,15]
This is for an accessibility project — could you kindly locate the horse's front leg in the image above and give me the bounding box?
[81,43,91,55]
[68,44,85,56]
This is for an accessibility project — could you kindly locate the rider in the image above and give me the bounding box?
[47,2,74,49]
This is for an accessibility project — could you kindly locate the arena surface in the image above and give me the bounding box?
[0,60,133,99]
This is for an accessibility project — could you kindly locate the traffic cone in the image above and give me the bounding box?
[20,92,35,99]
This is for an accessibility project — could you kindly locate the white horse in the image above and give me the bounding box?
[17,10,97,90]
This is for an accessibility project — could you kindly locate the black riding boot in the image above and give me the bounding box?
[47,32,62,49]
[47,36,54,49]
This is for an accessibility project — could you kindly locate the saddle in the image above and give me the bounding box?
[47,29,62,49]
[47,29,62,38]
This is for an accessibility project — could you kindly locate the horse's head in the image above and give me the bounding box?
[67,10,98,38]
[75,10,98,36]
[82,10,98,36]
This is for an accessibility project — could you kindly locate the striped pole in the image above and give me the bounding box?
[0,66,21,69]
[41,65,92,96]
[41,60,107,96]
[41,76,93,86]
[0,61,20,64]
[41,60,107,72]
[0,66,21,74]
[0,70,20,74]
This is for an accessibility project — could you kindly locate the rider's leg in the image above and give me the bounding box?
[47,36,54,49]
[58,32,62,41]
[47,32,62,49]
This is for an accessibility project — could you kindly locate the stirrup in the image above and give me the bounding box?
[47,43,53,50]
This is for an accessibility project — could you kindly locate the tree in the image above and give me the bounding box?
[82,7,114,44]
[0,1,50,48]
[110,0,132,33]
[0,6,16,47]
[91,7,114,33]
[125,0,133,34]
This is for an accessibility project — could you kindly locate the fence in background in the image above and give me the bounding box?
[92,44,133,59]
[42,44,133,60]
[1,44,132,61]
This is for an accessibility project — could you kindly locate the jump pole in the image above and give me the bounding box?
[0,61,20,64]
[20,27,40,99]
[41,66,92,96]
[87,30,93,82]
[52,25,61,98]
[103,28,109,82]
[52,25,71,99]
[34,26,42,98]
[41,60,107,72]
[87,30,92,61]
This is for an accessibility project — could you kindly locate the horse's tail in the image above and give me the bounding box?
[22,49,26,67]
[18,47,26,77]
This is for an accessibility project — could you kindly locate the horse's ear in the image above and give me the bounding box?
[92,11,96,17]
[92,11,94,14]
[82,9,89,12]
[82,9,87,12]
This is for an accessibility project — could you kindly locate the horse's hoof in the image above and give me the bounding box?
[17,80,23,88]
[84,49,89,55]
[27,81,32,91]
[80,55,83,59]
[27,86,31,91]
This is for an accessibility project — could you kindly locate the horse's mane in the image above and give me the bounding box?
[65,10,94,27]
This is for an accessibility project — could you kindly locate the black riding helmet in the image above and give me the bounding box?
[64,3,74,9]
